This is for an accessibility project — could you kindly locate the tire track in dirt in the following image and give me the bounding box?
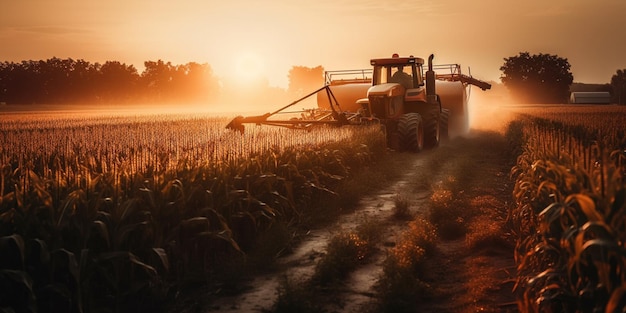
[318,155,434,313]
[206,154,430,312]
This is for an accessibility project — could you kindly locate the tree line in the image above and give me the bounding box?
[3,54,625,105]
[0,58,326,106]
[0,58,221,104]
[500,52,626,104]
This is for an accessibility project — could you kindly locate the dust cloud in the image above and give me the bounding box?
[468,83,516,133]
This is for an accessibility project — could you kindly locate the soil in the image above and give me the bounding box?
[179,130,519,313]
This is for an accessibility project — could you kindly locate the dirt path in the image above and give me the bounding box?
[206,153,428,312]
[202,130,518,312]
[417,132,519,312]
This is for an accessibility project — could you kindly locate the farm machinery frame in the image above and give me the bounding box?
[226,54,491,152]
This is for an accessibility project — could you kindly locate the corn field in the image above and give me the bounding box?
[509,106,626,312]
[0,111,386,313]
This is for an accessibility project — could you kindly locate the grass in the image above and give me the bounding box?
[375,217,437,313]
[271,276,324,313]
[464,195,513,253]
[266,152,408,312]
[269,218,385,313]
[311,218,384,285]
[429,181,468,240]
[392,194,413,220]
[374,130,517,312]
[311,231,372,285]
[336,160,406,210]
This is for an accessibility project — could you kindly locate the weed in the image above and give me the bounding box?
[465,217,512,253]
[270,276,323,313]
[429,185,467,240]
[392,194,412,220]
[311,231,371,286]
[374,217,436,312]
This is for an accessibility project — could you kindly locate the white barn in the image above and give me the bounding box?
[569,92,611,104]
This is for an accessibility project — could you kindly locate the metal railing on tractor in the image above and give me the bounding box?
[324,69,372,85]
[324,65,491,90]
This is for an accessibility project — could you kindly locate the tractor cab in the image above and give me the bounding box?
[359,54,429,119]
[371,54,425,89]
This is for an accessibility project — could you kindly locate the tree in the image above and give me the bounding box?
[0,61,39,104]
[97,61,140,102]
[500,52,573,103]
[182,62,219,102]
[610,69,626,105]
[141,60,175,102]
[0,58,223,105]
[69,59,99,102]
[288,65,324,95]
[170,62,218,103]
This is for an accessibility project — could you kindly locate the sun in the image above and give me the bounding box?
[233,52,266,82]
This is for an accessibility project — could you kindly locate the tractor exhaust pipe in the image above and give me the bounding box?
[428,54,434,71]
[426,54,437,104]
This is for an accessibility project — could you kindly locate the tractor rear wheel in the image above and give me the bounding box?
[440,108,450,142]
[397,113,424,152]
[424,107,441,149]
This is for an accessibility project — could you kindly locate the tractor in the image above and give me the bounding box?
[226,54,491,152]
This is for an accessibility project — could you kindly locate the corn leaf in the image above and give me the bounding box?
[151,247,169,273]
[0,234,25,269]
[566,193,602,222]
[607,284,626,313]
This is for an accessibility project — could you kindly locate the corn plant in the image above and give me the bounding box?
[508,106,626,312]
[0,111,387,312]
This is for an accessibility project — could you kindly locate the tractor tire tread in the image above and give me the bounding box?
[397,113,424,152]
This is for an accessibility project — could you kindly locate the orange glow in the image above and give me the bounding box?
[1,0,625,88]
[232,52,266,82]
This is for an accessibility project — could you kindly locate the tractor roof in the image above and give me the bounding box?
[370,54,424,66]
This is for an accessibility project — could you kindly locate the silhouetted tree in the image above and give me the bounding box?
[174,62,218,103]
[288,65,324,95]
[97,61,140,102]
[611,69,626,105]
[70,59,99,102]
[141,61,219,103]
[1,62,25,104]
[41,57,77,103]
[141,60,176,102]
[0,58,221,105]
[0,61,45,104]
[500,52,573,103]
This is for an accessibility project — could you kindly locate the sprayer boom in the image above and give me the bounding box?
[225,85,357,133]
[430,64,491,90]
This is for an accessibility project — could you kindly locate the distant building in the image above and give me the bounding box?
[569,92,611,104]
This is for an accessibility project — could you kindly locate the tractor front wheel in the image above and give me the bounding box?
[397,113,424,152]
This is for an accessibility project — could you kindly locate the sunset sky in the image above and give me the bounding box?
[1,0,625,88]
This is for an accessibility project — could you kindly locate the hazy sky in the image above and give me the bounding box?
[1,0,625,87]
